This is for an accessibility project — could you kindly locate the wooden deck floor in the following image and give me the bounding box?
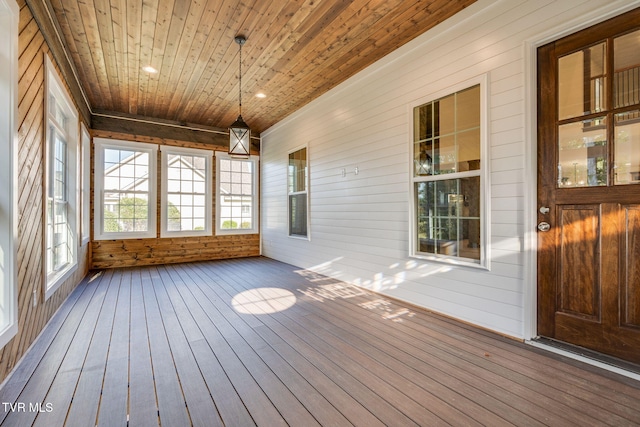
[1,257,639,426]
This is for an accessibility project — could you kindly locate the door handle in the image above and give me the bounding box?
[537,222,551,232]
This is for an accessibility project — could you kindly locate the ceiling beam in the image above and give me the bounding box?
[91,111,260,151]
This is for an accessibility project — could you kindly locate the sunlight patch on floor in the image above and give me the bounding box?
[232,288,296,314]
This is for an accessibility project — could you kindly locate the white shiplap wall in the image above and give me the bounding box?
[260,0,640,339]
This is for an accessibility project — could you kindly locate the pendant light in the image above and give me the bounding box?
[228,35,251,157]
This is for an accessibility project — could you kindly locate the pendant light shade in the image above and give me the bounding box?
[229,114,250,157]
[229,35,251,157]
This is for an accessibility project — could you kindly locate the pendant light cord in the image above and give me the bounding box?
[238,40,242,116]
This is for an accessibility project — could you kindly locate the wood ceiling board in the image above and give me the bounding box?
[47,0,477,133]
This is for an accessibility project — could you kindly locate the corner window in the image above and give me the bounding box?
[45,55,79,296]
[0,0,18,348]
[161,146,212,237]
[94,138,158,240]
[412,84,485,266]
[288,147,308,238]
[216,153,258,234]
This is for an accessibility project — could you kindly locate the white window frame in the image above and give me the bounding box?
[0,0,19,348]
[215,152,259,235]
[80,122,91,245]
[287,145,310,240]
[409,75,490,269]
[161,145,212,238]
[94,138,158,240]
[45,55,79,299]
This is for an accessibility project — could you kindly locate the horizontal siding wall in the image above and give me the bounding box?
[0,1,90,384]
[261,0,640,338]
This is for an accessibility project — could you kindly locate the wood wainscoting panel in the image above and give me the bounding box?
[91,234,260,269]
[623,205,640,329]
[557,205,601,320]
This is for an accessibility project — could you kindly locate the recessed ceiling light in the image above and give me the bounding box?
[255,92,267,98]
[142,65,158,74]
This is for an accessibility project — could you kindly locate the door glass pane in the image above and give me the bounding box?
[614,29,640,109]
[558,42,607,120]
[558,118,607,187]
[614,110,640,185]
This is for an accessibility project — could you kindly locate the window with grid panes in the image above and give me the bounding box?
[216,153,258,234]
[161,146,212,237]
[412,84,484,265]
[288,147,308,238]
[45,55,79,296]
[94,138,157,240]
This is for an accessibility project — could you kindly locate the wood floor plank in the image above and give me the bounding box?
[139,267,191,427]
[165,263,320,427]
[30,271,118,427]
[388,312,640,423]
[203,260,484,426]
[96,268,132,427]
[304,307,547,427]
[213,257,640,426]
[128,268,161,427]
[0,271,101,426]
[2,257,640,427]
[404,310,640,412]
[152,267,287,427]
[273,281,574,425]
[301,282,637,426]
[153,266,256,427]
[258,257,640,425]
[167,263,355,427]
[153,266,224,427]
[188,261,429,427]
[1,270,111,427]
[63,269,124,427]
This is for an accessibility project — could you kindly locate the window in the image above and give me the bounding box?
[288,147,308,238]
[0,0,18,348]
[216,153,258,234]
[161,146,212,237]
[80,123,90,245]
[94,138,157,240]
[411,84,485,265]
[45,55,79,296]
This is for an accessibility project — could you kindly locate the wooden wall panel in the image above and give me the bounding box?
[557,205,600,319]
[90,130,261,269]
[623,205,640,328]
[91,235,260,269]
[0,3,90,384]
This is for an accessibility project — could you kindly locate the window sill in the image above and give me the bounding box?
[160,230,212,238]
[410,252,488,271]
[288,234,310,241]
[94,231,157,241]
[216,229,259,236]
[0,323,17,351]
[45,262,78,301]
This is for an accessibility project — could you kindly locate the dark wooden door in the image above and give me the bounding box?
[537,8,640,364]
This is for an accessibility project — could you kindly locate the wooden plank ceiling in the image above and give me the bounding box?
[47,0,476,133]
